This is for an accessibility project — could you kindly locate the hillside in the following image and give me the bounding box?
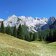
[0,33,56,56]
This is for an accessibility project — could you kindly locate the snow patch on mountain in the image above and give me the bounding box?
[3,15,48,32]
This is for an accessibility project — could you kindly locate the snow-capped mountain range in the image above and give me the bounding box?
[0,15,56,32]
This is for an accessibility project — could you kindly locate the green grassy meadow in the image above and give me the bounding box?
[0,33,56,56]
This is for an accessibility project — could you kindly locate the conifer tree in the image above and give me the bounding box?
[17,24,23,39]
[5,25,11,35]
[13,26,17,37]
[1,21,4,33]
[29,32,33,41]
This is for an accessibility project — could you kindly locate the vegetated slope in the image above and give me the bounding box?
[0,33,56,56]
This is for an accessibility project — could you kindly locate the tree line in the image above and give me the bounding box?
[0,21,56,42]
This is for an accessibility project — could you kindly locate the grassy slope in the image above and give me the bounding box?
[0,33,56,56]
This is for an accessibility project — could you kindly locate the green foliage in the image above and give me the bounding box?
[0,21,4,33]
[5,25,12,35]
[33,32,38,41]
[12,26,17,37]
[29,32,33,41]
[17,24,31,41]
[25,32,34,41]
[0,21,56,42]
[36,29,56,42]
[17,24,23,39]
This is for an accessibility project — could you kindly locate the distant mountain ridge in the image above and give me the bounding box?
[0,15,56,32]
[41,17,56,30]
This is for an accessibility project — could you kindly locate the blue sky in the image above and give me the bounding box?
[0,0,56,19]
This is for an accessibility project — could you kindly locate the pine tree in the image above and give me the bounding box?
[0,21,4,33]
[17,24,23,39]
[38,31,42,41]
[53,29,56,41]
[5,25,12,35]
[13,26,17,37]
[21,25,29,40]
[33,32,38,41]
[29,32,33,41]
